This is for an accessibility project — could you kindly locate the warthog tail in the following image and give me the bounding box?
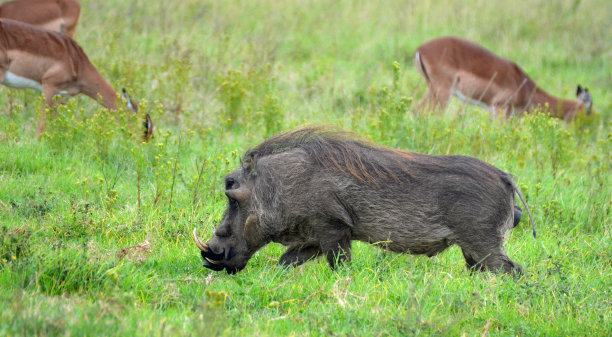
[503,175,536,238]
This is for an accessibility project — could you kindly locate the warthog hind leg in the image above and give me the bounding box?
[513,205,523,228]
[279,244,321,267]
[461,243,522,275]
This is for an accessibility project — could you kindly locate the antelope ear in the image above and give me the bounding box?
[121,88,138,112]
[583,89,593,115]
[143,113,154,141]
[576,85,583,96]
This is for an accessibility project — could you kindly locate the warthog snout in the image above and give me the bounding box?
[193,228,240,274]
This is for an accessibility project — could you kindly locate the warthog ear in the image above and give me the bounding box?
[244,214,264,248]
[242,152,256,173]
[576,85,583,96]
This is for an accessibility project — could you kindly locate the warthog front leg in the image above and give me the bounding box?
[320,228,352,269]
[279,244,321,267]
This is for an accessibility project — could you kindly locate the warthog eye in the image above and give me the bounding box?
[215,223,232,237]
[225,178,238,190]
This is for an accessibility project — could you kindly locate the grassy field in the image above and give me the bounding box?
[0,0,610,335]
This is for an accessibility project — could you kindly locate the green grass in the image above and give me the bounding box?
[0,0,610,335]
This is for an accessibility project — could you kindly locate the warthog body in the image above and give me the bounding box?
[194,127,534,274]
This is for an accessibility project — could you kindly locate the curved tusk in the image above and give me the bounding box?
[205,257,220,265]
[192,228,209,252]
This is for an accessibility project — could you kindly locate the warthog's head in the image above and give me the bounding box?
[193,155,268,274]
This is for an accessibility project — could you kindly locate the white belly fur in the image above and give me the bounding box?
[451,88,494,113]
[2,71,43,91]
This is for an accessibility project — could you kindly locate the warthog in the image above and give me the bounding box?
[193,127,535,274]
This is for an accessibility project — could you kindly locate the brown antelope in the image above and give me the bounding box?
[414,36,592,120]
[0,19,153,139]
[0,0,80,37]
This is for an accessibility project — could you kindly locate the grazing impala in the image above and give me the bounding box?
[0,0,80,37]
[0,19,153,139]
[414,36,592,120]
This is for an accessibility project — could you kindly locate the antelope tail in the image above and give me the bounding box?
[414,50,431,83]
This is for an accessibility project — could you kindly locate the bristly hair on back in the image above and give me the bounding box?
[244,126,415,185]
